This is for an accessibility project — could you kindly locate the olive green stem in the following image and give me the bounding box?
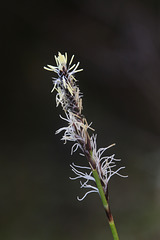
[92,168,119,240]
[109,221,119,240]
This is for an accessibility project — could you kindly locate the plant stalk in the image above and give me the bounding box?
[92,168,120,240]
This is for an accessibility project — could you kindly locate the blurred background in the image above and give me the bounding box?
[1,0,160,239]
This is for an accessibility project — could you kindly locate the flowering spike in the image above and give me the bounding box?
[44,52,127,201]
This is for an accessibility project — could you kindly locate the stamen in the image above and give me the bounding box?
[69,55,74,66]
[68,63,76,71]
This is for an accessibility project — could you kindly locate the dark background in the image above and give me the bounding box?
[1,0,160,239]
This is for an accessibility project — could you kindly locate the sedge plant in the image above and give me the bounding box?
[44,52,128,240]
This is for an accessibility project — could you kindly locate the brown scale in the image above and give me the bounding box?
[65,90,82,116]
[59,66,82,117]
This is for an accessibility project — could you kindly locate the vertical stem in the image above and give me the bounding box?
[109,221,119,240]
[92,169,120,240]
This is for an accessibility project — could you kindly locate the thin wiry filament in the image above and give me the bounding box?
[70,163,98,201]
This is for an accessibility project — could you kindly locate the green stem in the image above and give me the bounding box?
[92,168,119,240]
[109,221,119,240]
